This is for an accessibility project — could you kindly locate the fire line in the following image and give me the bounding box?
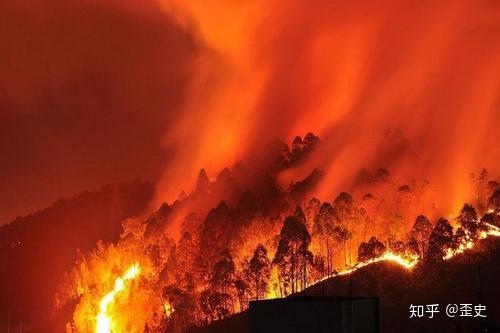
[95,262,141,333]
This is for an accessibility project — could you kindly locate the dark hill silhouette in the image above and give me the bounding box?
[0,180,153,331]
[187,238,500,333]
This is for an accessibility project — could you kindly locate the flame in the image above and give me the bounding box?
[339,251,417,275]
[263,251,418,300]
[483,223,500,237]
[164,301,174,318]
[96,262,141,333]
[444,223,500,260]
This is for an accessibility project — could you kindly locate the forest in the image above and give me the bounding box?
[53,133,500,333]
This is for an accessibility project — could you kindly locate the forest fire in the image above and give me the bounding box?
[444,222,500,260]
[96,262,141,333]
[2,0,500,332]
[54,133,500,332]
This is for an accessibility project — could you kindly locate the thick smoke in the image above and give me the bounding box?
[0,0,196,224]
[153,0,500,219]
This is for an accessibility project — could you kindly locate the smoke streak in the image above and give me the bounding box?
[153,0,500,220]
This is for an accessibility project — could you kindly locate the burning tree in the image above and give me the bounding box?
[357,236,386,262]
[409,215,433,259]
[457,203,479,238]
[488,189,500,215]
[209,249,236,317]
[426,218,453,263]
[244,244,271,300]
[273,213,312,295]
[312,202,337,275]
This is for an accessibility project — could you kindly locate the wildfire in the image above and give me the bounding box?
[164,301,174,318]
[310,251,419,286]
[444,223,500,260]
[361,251,419,270]
[96,262,141,333]
[483,223,500,237]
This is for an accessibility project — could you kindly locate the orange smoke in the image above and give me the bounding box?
[150,0,500,233]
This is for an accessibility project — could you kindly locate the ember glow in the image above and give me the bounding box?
[96,262,141,333]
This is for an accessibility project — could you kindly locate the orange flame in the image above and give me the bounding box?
[96,262,141,333]
[324,251,419,281]
[444,223,500,260]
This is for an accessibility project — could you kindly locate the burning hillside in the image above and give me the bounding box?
[54,133,500,332]
[2,1,500,332]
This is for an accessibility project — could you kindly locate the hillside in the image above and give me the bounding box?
[0,181,153,331]
[187,238,500,333]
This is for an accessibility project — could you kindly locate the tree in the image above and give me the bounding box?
[199,201,234,262]
[273,215,312,295]
[390,240,406,256]
[211,249,235,294]
[427,218,453,263]
[474,169,490,213]
[457,204,479,238]
[163,232,197,285]
[209,249,236,317]
[480,212,500,229]
[332,192,365,264]
[199,289,232,322]
[357,237,386,262]
[312,202,335,274]
[488,189,500,215]
[310,255,327,281]
[196,168,210,194]
[333,192,354,219]
[332,226,352,268]
[294,205,306,225]
[451,227,467,252]
[247,244,271,300]
[306,197,321,228]
[290,136,303,162]
[163,283,196,332]
[233,275,250,312]
[409,215,433,258]
[302,132,320,154]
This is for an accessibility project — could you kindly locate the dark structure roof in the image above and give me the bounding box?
[249,296,379,333]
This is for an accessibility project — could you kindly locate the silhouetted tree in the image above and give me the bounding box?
[333,192,354,219]
[233,275,249,311]
[196,168,210,194]
[457,203,479,238]
[200,201,234,262]
[390,240,406,256]
[302,132,320,153]
[290,136,303,162]
[247,244,271,300]
[409,215,433,258]
[199,289,232,321]
[209,249,235,316]
[480,212,499,229]
[295,205,306,225]
[488,189,500,215]
[273,215,312,295]
[357,237,386,262]
[163,283,196,332]
[312,202,338,275]
[306,197,321,229]
[451,227,467,252]
[427,218,453,263]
